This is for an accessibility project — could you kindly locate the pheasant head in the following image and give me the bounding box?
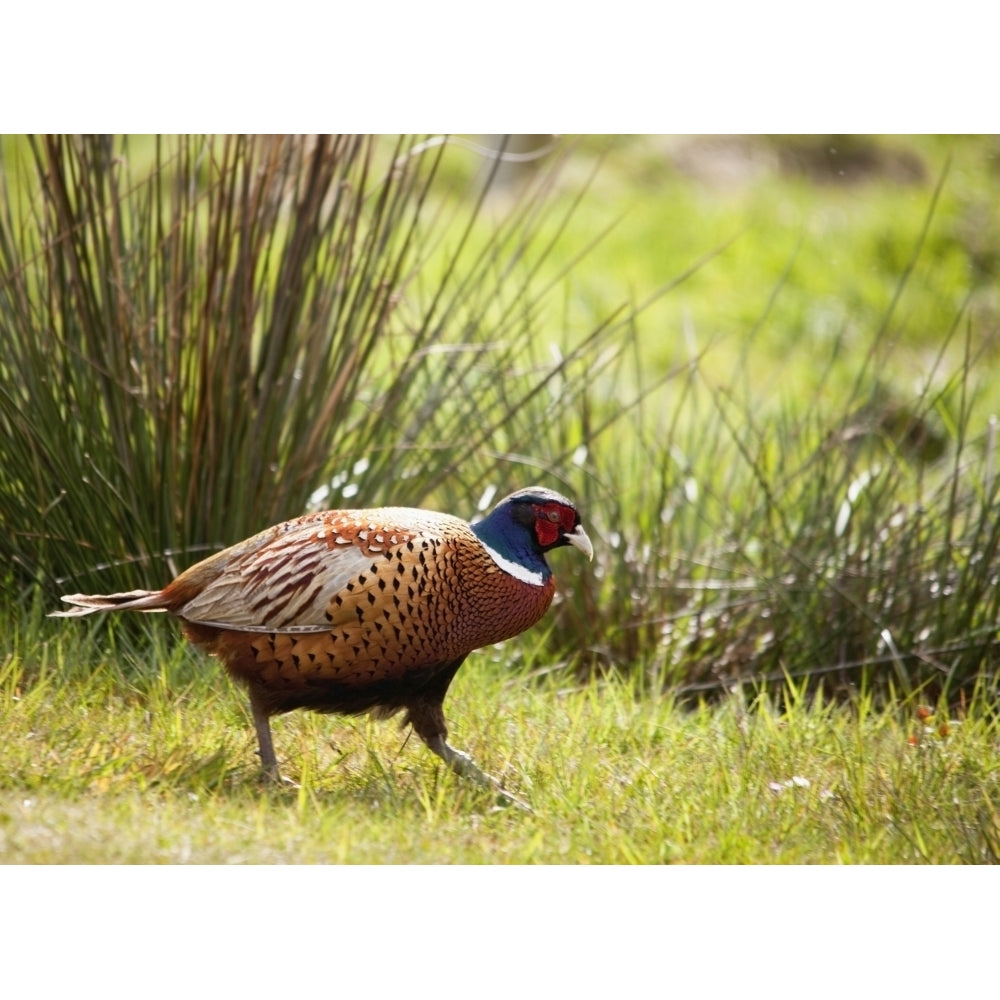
[472,487,593,586]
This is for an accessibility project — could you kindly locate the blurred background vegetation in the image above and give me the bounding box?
[2,134,999,703]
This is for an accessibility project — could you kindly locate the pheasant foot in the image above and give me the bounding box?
[425,734,532,812]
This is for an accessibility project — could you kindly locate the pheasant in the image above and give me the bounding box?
[51,487,592,802]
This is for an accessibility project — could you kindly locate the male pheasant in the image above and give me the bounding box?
[51,487,592,801]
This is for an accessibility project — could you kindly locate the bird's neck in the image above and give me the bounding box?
[472,518,551,586]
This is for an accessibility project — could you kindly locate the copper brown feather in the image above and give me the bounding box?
[51,487,593,806]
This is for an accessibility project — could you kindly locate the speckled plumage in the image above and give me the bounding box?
[52,487,593,803]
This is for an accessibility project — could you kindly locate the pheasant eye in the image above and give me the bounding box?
[532,503,568,546]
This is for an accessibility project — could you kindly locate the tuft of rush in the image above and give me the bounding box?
[52,487,593,807]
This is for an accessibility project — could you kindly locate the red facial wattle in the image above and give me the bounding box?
[532,502,575,547]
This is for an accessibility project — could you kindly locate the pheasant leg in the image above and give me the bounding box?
[424,735,532,811]
[407,693,530,810]
[248,688,282,782]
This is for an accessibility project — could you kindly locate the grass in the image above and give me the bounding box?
[3,632,998,863]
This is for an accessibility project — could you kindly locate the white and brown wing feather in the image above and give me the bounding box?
[162,508,460,633]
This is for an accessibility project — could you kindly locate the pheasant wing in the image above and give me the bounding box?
[172,509,430,632]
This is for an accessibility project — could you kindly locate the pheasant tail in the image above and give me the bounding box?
[51,590,172,617]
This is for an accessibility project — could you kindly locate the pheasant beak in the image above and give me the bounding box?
[565,524,594,561]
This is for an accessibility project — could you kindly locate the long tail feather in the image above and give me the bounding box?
[48,590,171,618]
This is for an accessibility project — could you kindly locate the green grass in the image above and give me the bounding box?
[3,632,997,863]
